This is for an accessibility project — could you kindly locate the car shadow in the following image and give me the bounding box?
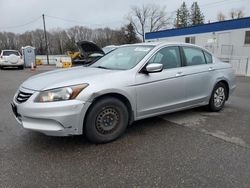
[19,117,171,150]
[19,107,209,152]
[1,67,22,71]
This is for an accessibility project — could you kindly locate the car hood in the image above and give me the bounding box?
[21,67,117,91]
[77,41,105,57]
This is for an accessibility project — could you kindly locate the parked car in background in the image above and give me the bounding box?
[11,42,236,143]
[71,41,105,66]
[0,50,24,69]
[71,42,119,66]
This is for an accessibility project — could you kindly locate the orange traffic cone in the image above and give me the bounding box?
[31,63,35,71]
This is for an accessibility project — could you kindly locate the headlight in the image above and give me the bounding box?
[35,84,89,102]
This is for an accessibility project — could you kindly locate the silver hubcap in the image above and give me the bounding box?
[214,87,225,108]
[96,107,120,135]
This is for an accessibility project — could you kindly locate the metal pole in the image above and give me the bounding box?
[176,9,180,28]
[42,14,49,64]
[246,57,249,76]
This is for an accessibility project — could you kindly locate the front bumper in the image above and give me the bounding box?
[0,61,24,66]
[12,88,91,136]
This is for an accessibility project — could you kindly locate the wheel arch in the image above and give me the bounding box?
[214,79,230,100]
[84,92,135,131]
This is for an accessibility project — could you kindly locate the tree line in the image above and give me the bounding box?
[217,9,244,21]
[0,23,140,55]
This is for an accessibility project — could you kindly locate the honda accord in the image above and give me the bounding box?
[12,42,236,143]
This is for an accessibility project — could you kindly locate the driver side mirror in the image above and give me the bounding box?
[144,63,163,73]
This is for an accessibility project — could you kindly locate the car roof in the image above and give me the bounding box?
[117,41,213,55]
[120,41,201,47]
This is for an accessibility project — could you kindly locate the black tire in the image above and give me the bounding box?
[85,97,129,144]
[208,82,227,112]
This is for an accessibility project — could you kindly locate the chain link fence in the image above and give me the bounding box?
[221,56,249,76]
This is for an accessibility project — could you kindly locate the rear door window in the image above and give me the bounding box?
[2,51,20,56]
[204,51,213,64]
[182,47,206,66]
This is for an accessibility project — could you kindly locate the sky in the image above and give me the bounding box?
[0,0,249,33]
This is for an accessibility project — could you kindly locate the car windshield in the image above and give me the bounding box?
[91,45,154,70]
[2,51,20,56]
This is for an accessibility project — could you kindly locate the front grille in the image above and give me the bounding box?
[16,90,33,103]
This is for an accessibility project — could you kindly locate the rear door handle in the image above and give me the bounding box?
[208,67,215,71]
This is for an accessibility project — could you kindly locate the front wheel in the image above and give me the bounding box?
[84,97,129,144]
[208,82,227,112]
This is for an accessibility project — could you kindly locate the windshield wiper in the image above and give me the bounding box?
[95,66,110,70]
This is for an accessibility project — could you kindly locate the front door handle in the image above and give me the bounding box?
[208,67,215,71]
[176,72,183,77]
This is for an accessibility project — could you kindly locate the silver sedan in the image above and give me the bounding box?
[12,42,236,143]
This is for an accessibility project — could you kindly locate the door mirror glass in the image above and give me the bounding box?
[145,63,163,73]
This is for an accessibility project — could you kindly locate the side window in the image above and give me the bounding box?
[183,47,206,66]
[204,51,213,64]
[148,46,181,69]
[185,37,195,44]
[244,31,250,44]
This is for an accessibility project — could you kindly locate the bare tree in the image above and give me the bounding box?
[217,12,226,21]
[235,9,244,18]
[128,4,171,42]
[31,29,46,54]
[230,9,237,19]
[92,27,116,47]
[230,9,245,19]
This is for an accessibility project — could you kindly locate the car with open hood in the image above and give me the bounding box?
[11,42,236,143]
[72,41,105,66]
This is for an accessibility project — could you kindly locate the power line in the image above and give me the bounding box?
[200,0,247,8]
[45,14,105,28]
[0,16,42,29]
[168,0,247,21]
[200,0,229,7]
[45,14,122,28]
[168,0,233,18]
[45,14,91,26]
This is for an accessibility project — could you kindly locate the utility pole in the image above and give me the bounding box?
[176,9,180,28]
[42,14,49,64]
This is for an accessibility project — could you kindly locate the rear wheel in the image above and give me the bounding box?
[208,82,227,112]
[85,97,129,144]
